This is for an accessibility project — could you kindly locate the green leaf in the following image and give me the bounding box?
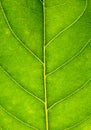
[0,0,91,130]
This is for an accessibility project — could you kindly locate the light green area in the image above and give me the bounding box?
[0,0,91,130]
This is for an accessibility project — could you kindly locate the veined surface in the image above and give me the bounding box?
[0,0,91,130]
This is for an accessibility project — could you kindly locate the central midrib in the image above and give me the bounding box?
[43,0,49,130]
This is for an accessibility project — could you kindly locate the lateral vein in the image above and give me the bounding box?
[48,78,91,110]
[0,1,43,65]
[0,65,44,104]
[64,114,91,130]
[46,0,87,47]
[47,39,91,76]
[0,105,39,130]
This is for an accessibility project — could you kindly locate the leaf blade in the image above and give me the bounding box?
[0,0,91,130]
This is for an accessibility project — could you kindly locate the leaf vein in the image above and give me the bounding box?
[0,1,43,65]
[46,0,87,47]
[0,65,44,104]
[48,78,91,110]
[0,105,39,130]
[47,39,91,76]
[64,115,91,130]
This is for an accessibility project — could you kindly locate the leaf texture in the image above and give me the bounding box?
[0,0,91,130]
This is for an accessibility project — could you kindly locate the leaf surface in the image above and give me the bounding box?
[0,0,91,130]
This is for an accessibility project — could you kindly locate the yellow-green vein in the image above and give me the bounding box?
[43,0,49,130]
